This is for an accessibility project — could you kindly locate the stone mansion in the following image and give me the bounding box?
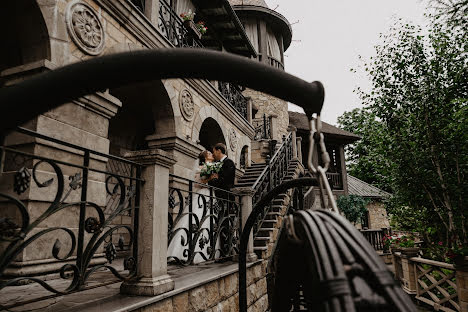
[0,0,368,311]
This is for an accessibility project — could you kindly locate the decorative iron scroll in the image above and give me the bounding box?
[0,128,142,310]
[218,82,248,120]
[158,0,204,49]
[167,174,241,265]
[251,132,293,236]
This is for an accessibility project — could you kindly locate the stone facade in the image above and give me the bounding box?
[244,88,289,141]
[134,262,268,312]
[367,201,390,229]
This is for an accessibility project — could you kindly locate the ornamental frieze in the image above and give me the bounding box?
[66,1,105,55]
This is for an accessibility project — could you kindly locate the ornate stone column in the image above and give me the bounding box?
[120,149,177,296]
[234,187,258,262]
[296,137,303,163]
[288,126,297,159]
[144,0,161,26]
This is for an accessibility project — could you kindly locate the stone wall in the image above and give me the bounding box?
[367,201,390,229]
[243,89,289,141]
[133,261,269,312]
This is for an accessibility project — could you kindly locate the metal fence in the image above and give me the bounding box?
[168,174,241,265]
[0,127,143,310]
[158,0,204,49]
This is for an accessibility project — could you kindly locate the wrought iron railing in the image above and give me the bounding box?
[129,0,145,12]
[158,0,204,49]
[253,114,272,140]
[251,132,293,236]
[168,174,241,265]
[0,127,142,309]
[325,172,343,189]
[218,82,248,120]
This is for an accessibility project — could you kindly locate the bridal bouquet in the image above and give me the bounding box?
[200,162,222,178]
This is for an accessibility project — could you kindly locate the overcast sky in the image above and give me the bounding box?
[269,0,428,125]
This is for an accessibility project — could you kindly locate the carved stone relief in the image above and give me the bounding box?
[179,89,195,121]
[66,1,105,55]
[229,128,238,151]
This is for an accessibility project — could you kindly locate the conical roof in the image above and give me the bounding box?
[229,0,269,8]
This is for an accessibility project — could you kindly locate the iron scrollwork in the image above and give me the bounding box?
[0,128,142,309]
[251,132,293,236]
[167,175,241,265]
[218,82,248,120]
[158,0,204,49]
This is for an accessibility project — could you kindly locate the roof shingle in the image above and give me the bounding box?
[347,175,391,199]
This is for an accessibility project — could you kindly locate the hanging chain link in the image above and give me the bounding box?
[306,115,339,213]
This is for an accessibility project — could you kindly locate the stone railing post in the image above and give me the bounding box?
[120,149,177,296]
[455,256,468,312]
[234,187,258,262]
[144,0,161,26]
[269,114,278,141]
[288,126,297,159]
[399,248,420,294]
[296,137,303,163]
[246,98,253,123]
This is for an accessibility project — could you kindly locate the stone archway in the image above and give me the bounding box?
[192,106,229,151]
[0,1,51,72]
[198,117,226,152]
[108,80,176,156]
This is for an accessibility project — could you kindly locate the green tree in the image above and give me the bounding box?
[340,2,467,245]
[337,195,369,225]
[337,108,393,192]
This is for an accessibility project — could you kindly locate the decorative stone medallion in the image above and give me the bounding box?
[179,89,195,121]
[66,1,105,55]
[229,128,238,151]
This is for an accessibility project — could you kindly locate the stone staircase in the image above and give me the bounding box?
[235,159,304,259]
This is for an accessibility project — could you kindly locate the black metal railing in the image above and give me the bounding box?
[0,128,143,309]
[168,174,241,265]
[218,82,249,120]
[129,0,145,12]
[326,172,343,189]
[253,114,272,140]
[158,0,204,49]
[251,132,293,236]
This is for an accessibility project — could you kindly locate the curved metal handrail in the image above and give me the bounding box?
[0,48,324,135]
[238,177,417,312]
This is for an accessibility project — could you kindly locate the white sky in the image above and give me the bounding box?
[269,0,428,125]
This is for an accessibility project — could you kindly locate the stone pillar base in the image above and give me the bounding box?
[120,275,175,296]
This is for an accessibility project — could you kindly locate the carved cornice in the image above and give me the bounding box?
[146,135,202,159]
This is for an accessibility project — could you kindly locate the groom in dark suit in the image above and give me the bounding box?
[209,143,235,198]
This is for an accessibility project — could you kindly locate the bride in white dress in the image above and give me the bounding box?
[167,150,219,264]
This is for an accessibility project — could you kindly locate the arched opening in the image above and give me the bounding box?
[199,117,226,152]
[0,1,51,72]
[240,145,249,169]
[108,80,175,156]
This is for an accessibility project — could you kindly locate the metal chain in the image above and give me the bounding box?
[306,115,339,213]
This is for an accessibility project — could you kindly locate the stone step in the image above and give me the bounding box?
[260,220,277,229]
[254,237,270,247]
[254,246,268,259]
[265,212,281,220]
